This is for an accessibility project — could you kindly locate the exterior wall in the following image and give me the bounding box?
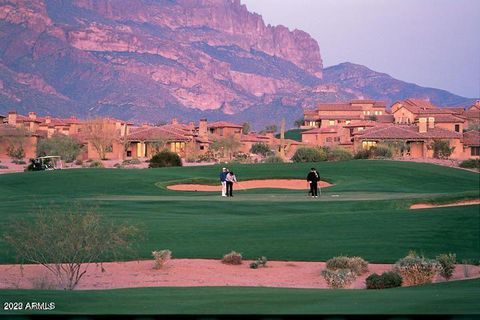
[209,127,242,139]
[0,136,38,159]
[393,107,415,124]
[87,140,124,160]
[435,122,463,133]
[409,142,425,158]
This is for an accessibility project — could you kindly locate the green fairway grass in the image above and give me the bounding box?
[0,160,479,315]
[0,160,478,264]
[1,279,479,314]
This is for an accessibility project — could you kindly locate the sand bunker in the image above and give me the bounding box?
[0,259,478,291]
[167,179,332,191]
[410,199,480,209]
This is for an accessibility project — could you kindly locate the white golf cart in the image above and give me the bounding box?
[30,156,63,171]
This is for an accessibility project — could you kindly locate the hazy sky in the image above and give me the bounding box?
[241,0,480,98]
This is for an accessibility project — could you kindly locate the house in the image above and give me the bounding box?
[353,120,465,159]
[301,125,353,150]
[302,100,387,129]
[462,130,480,159]
[391,99,466,133]
[0,123,45,159]
[463,101,480,129]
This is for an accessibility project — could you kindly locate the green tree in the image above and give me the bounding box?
[210,135,241,160]
[242,122,251,135]
[430,140,455,159]
[250,143,272,156]
[149,150,183,168]
[294,118,304,128]
[37,133,83,163]
[265,125,278,133]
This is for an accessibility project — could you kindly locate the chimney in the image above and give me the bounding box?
[475,100,480,107]
[199,118,207,137]
[8,111,17,126]
[428,117,435,129]
[141,123,150,128]
[171,118,178,125]
[45,116,51,124]
[418,117,427,133]
[28,112,37,120]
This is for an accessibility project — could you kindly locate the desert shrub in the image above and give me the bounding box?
[292,147,327,163]
[250,256,268,269]
[152,249,172,269]
[430,140,455,159]
[436,253,456,280]
[233,152,251,164]
[321,268,357,288]
[371,145,393,159]
[221,251,242,265]
[89,160,104,168]
[7,146,25,160]
[0,165,8,169]
[113,163,124,169]
[459,159,480,170]
[122,158,141,165]
[250,143,273,157]
[36,133,83,162]
[11,159,26,165]
[264,155,284,163]
[149,150,182,168]
[197,151,215,162]
[327,148,353,161]
[366,271,403,289]
[394,252,440,286]
[354,149,371,159]
[3,204,140,290]
[74,159,83,166]
[325,256,369,276]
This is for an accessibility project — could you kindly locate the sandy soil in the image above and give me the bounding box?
[167,179,332,191]
[1,259,478,291]
[411,199,480,209]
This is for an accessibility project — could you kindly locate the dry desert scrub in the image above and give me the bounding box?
[321,268,357,288]
[325,256,369,276]
[394,252,440,286]
[221,251,243,265]
[436,253,456,280]
[152,250,172,269]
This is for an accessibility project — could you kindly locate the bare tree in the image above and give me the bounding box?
[0,127,29,160]
[4,204,140,290]
[210,135,241,160]
[83,118,119,160]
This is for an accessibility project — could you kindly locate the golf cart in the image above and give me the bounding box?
[28,156,63,171]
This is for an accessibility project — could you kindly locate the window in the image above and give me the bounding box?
[329,120,335,126]
[126,150,132,157]
[334,137,340,142]
[362,141,377,150]
[455,124,460,132]
[471,147,480,156]
[200,146,205,150]
[346,120,351,125]
[326,137,332,142]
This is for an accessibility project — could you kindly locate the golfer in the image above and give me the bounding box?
[225,170,237,197]
[307,167,320,198]
[219,167,228,197]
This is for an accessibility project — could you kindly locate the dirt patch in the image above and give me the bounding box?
[0,259,478,291]
[167,179,332,191]
[410,199,480,209]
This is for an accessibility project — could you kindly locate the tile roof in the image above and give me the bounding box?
[302,125,342,134]
[316,103,364,111]
[343,121,378,128]
[463,130,480,146]
[419,114,466,123]
[0,124,45,137]
[127,127,189,142]
[207,121,243,128]
[357,124,462,140]
[376,114,395,123]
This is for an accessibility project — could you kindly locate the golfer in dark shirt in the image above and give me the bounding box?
[307,168,320,198]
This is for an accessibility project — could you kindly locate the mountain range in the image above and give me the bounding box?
[0,0,475,129]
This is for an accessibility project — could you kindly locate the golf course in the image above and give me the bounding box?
[0,160,479,314]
